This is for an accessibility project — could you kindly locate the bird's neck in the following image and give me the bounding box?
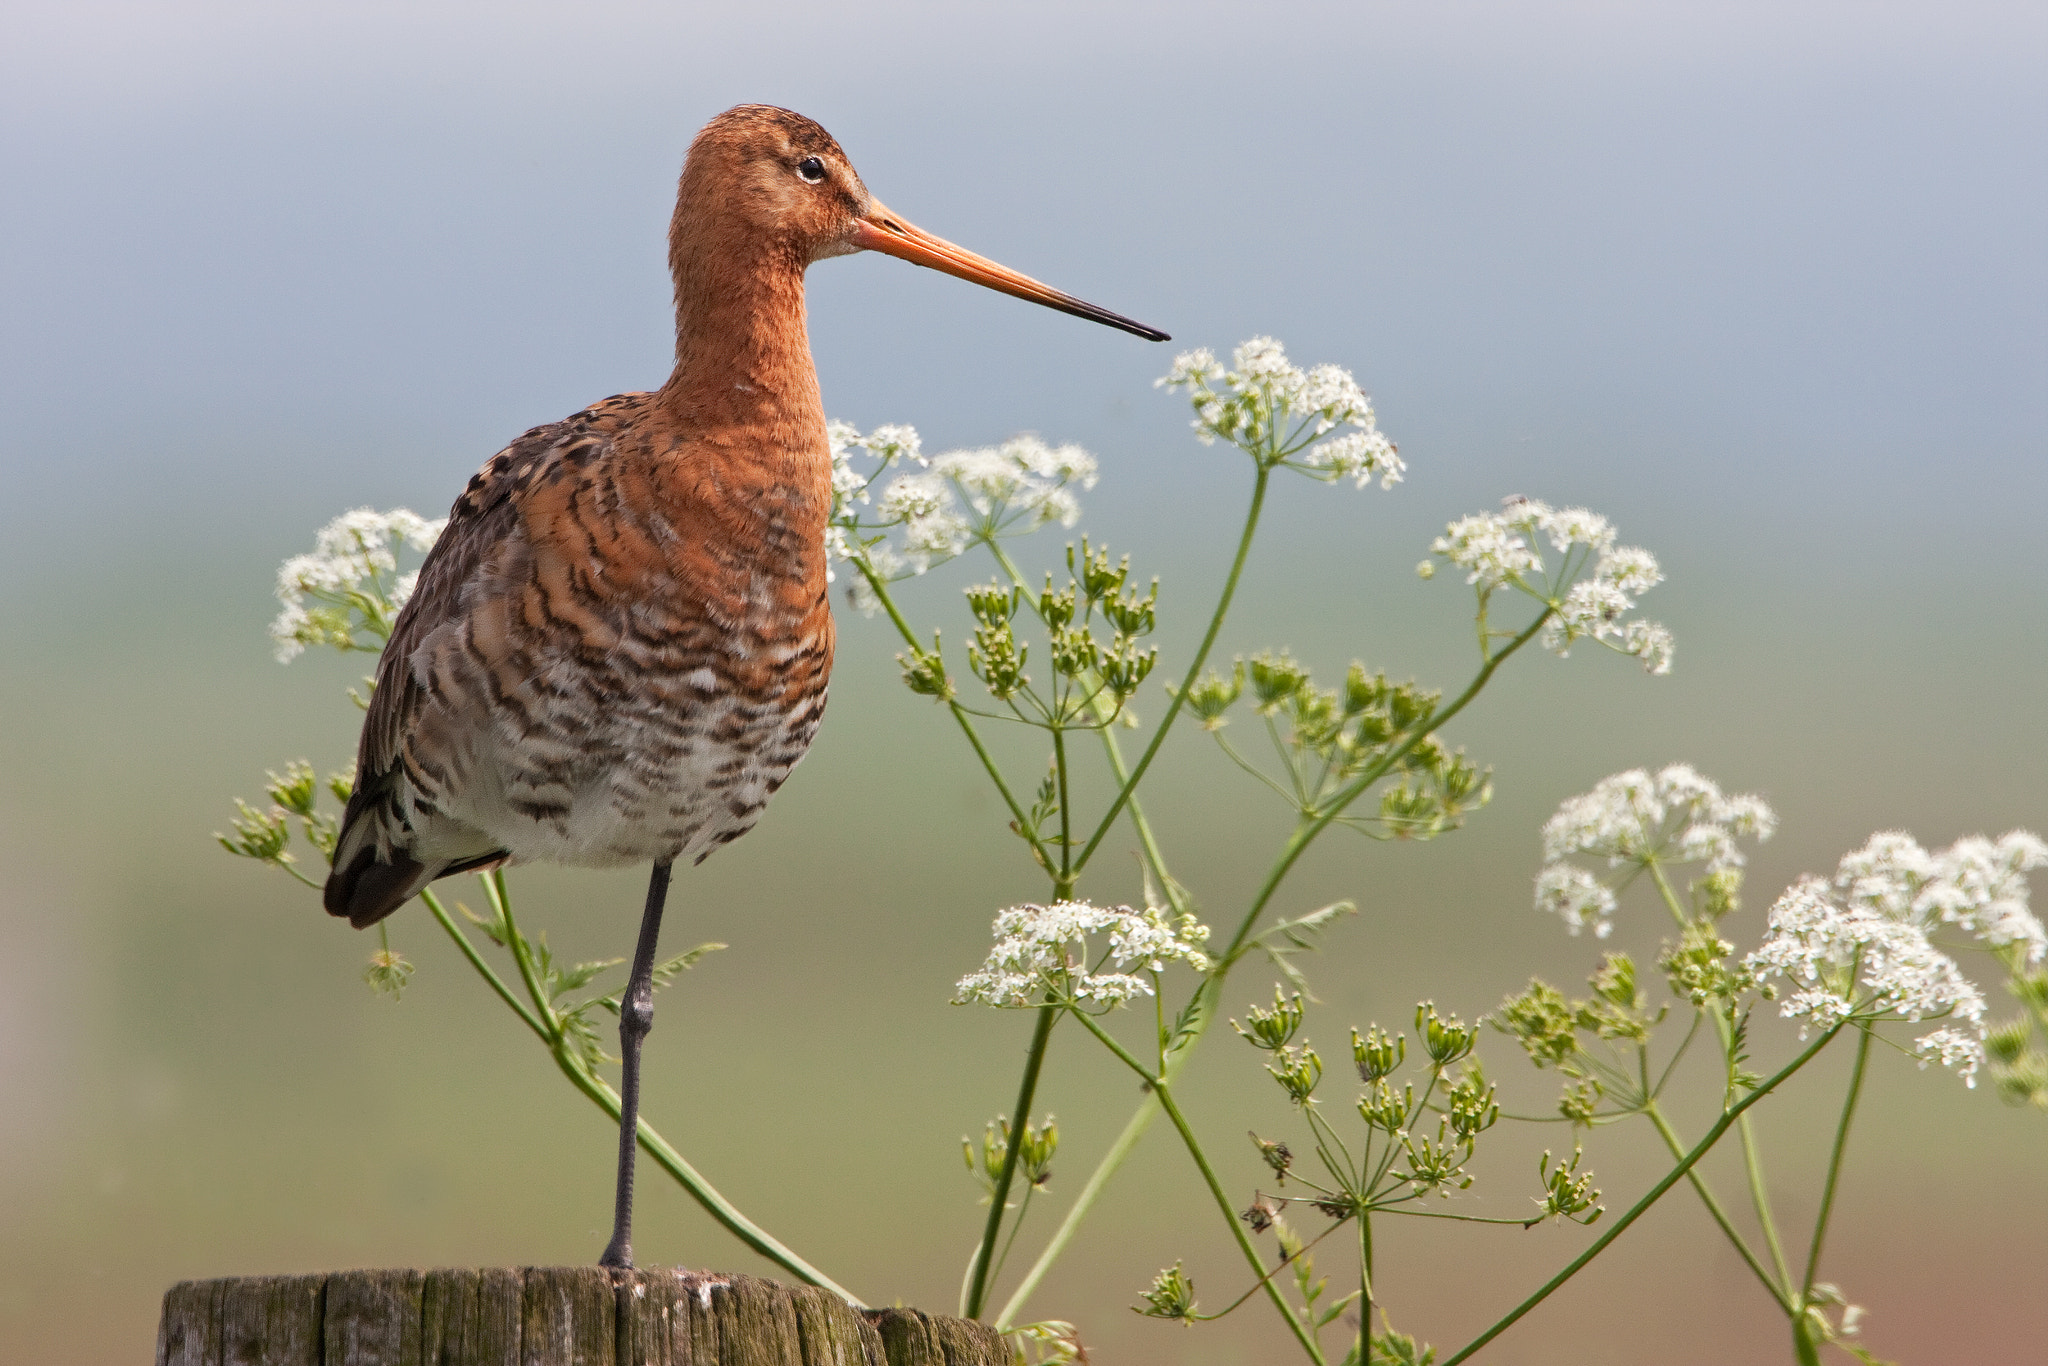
[656,244,825,457]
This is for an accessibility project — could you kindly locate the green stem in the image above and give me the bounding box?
[1072,465,1273,876]
[1734,1069,1794,1288]
[1053,726,1073,882]
[1071,1011,1326,1365]
[1642,1100,1790,1311]
[995,1054,1165,1326]
[485,869,556,1030]
[547,1047,863,1305]
[419,888,548,1042]
[1649,856,1800,1296]
[1358,1210,1373,1361]
[1439,1024,1844,1366]
[859,560,1055,872]
[964,1004,1059,1319]
[1801,1025,1874,1304]
[418,882,855,1301]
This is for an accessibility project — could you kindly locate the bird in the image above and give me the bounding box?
[320,104,1167,1270]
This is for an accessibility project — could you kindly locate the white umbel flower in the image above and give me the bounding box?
[1156,337,1401,488]
[270,507,446,661]
[956,900,1213,1009]
[1534,764,1776,936]
[827,419,1100,592]
[1833,829,2048,966]
[1428,497,1672,673]
[1746,876,1988,1083]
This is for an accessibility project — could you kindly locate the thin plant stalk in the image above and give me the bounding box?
[1642,1100,1790,1311]
[1793,1024,1875,1364]
[856,559,1054,872]
[420,874,860,1304]
[1070,465,1273,876]
[1438,1023,1845,1366]
[963,1004,1060,1318]
[1072,1010,1327,1365]
[1645,858,1796,1289]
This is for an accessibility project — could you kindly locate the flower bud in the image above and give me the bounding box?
[1246,650,1309,713]
[1416,1001,1477,1066]
[1266,1044,1322,1106]
[1135,1263,1199,1323]
[1232,988,1304,1051]
[1352,1024,1404,1082]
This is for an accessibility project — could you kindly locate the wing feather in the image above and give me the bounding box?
[323,401,628,923]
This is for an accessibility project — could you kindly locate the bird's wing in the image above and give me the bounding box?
[326,398,632,917]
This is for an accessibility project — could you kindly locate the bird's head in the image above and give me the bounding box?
[677,104,1167,341]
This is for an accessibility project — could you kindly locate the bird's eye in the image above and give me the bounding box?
[796,156,826,184]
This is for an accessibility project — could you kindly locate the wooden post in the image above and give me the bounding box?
[157,1269,1008,1366]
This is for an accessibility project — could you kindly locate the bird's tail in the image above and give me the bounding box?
[323,789,504,928]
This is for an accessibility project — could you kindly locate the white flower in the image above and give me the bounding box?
[1913,1027,1985,1084]
[1619,620,1675,675]
[1157,337,1398,482]
[1233,335,1296,387]
[1431,512,1542,589]
[1536,862,1620,938]
[1299,427,1406,490]
[270,507,446,661]
[1832,829,2047,965]
[1156,348,1223,389]
[1297,362,1371,433]
[876,472,970,568]
[1596,546,1663,594]
[1003,434,1098,487]
[1746,877,1987,1080]
[1542,764,1774,870]
[835,428,1098,588]
[1429,498,1671,671]
[1537,539,1668,668]
[1535,764,1775,933]
[955,900,1213,1008]
[1535,506,1616,555]
[929,436,1096,532]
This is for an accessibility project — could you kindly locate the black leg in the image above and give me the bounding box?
[599,858,673,1270]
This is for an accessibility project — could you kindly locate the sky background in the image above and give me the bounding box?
[2,2,2044,1363]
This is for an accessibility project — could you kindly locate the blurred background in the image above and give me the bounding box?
[2,2,2044,1362]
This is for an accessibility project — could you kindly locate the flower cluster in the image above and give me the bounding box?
[955,900,1213,1009]
[1426,497,1672,675]
[1535,765,1777,937]
[1747,878,1988,1081]
[827,422,1100,612]
[824,420,922,576]
[1833,830,2048,966]
[1157,337,1404,489]
[1744,829,2046,1085]
[270,508,445,661]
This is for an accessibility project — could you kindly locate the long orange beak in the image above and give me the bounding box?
[849,200,1169,342]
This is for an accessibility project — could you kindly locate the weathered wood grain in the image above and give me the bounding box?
[326,1268,425,1366]
[220,1275,323,1366]
[157,1269,1004,1366]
